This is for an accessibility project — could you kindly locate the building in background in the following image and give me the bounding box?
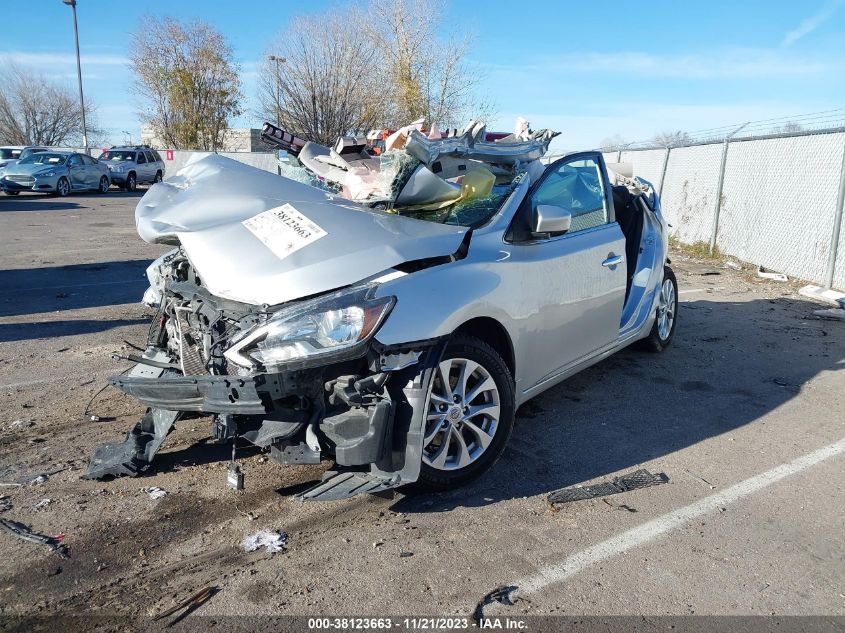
[140,126,274,152]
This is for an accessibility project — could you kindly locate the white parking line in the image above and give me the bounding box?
[679,288,706,295]
[516,436,845,596]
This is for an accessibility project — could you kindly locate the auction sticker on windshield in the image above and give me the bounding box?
[242,203,328,260]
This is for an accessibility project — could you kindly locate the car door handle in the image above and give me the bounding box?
[602,254,624,268]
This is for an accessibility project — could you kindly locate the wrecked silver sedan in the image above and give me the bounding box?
[87,120,678,500]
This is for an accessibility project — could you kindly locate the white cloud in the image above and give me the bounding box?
[783,0,844,46]
[482,47,833,81]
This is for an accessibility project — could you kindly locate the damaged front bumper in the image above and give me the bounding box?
[88,341,446,501]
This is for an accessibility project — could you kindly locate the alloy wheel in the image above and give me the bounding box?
[422,357,500,471]
[57,178,70,197]
[657,277,676,340]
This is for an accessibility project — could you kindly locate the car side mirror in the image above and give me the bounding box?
[532,204,571,236]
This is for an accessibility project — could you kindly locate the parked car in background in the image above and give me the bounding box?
[98,146,165,191]
[1,150,110,196]
[0,146,48,178]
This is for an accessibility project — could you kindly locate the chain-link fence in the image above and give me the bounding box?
[560,127,845,291]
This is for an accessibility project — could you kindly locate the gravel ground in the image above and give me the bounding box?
[0,190,843,629]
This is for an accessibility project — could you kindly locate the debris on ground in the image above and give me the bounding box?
[699,269,721,276]
[724,261,742,271]
[0,518,69,559]
[473,585,519,625]
[0,496,10,512]
[548,468,669,505]
[7,420,33,431]
[757,266,788,282]
[144,487,167,500]
[799,284,845,307]
[33,498,52,511]
[813,308,845,321]
[29,474,49,486]
[154,586,218,625]
[241,529,287,553]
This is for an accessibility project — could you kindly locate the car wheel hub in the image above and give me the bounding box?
[422,357,500,471]
[657,278,676,340]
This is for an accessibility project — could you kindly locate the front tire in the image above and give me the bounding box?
[124,172,137,192]
[98,176,109,193]
[4,190,18,196]
[637,265,678,352]
[56,177,70,197]
[414,335,515,491]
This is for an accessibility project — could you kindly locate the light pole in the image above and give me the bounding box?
[122,130,132,145]
[62,0,88,154]
[268,55,286,125]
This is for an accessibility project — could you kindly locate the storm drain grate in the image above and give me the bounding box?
[548,469,669,505]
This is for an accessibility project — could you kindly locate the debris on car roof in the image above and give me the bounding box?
[261,116,559,212]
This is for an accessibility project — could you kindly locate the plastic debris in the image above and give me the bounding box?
[144,487,167,500]
[757,266,788,282]
[241,529,287,553]
[30,474,49,486]
[799,284,845,307]
[548,468,669,505]
[724,261,742,271]
[33,498,52,511]
[0,518,69,559]
[0,496,10,512]
[473,586,518,626]
[813,308,845,321]
[8,420,33,430]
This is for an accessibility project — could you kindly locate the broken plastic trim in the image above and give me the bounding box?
[548,469,669,504]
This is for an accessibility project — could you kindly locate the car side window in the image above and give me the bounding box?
[531,157,608,233]
[68,155,82,166]
[145,151,156,163]
[152,150,162,162]
[137,152,147,164]
[81,155,96,165]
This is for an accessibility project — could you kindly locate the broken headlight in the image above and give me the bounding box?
[225,286,394,369]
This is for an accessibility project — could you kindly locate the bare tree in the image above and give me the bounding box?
[365,0,489,128]
[772,121,803,134]
[651,130,691,148]
[599,134,628,152]
[259,9,382,145]
[258,0,491,143]
[0,64,100,146]
[130,16,242,151]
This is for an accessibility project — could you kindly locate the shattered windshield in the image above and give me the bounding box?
[263,118,557,230]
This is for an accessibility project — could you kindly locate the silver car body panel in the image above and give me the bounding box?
[135,154,469,306]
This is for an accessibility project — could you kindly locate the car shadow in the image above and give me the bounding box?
[0,194,81,212]
[0,318,150,343]
[0,260,152,319]
[390,296,844,512]
[100,189,147,198]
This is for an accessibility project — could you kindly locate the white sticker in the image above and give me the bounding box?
[242,203,328,260]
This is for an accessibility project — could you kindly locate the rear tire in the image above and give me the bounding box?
[413,334,515,492]
[5,190,18,196]
[154,170,163,183]
[636,265,678,352]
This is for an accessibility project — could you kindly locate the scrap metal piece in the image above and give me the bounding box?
[548,469,669,505]
[154,585,217,625]
[84,408,179,480]
[473,585,518,626]
[0,518,69,559]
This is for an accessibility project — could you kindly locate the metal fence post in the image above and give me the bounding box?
[824,142,845,288]
[658,146,670,199]
[709,122,749,255]
[616,150,622,163]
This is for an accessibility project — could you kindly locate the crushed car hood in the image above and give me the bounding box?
[135,154,468,306]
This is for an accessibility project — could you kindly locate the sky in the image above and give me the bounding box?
[2,0,844,151]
